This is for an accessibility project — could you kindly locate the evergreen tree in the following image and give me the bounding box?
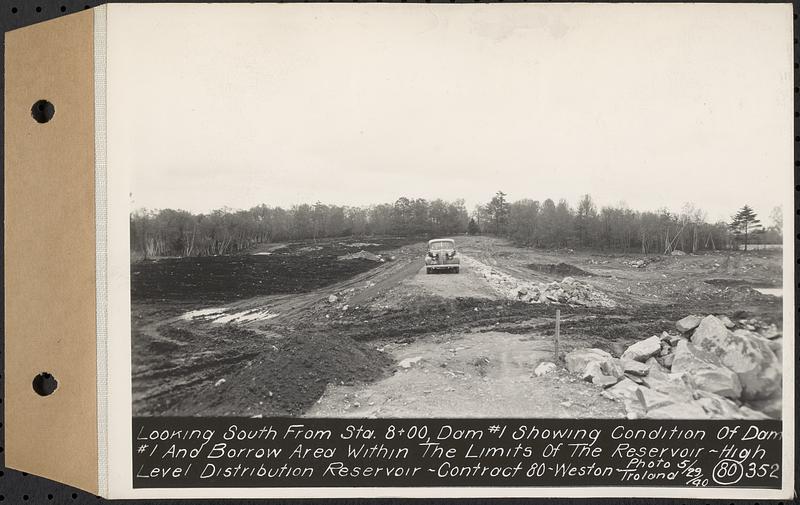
[574,194,597,247]
[485,191,510,235]
[467,217,480,235]
[729,205,762,251]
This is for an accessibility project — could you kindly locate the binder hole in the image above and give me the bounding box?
[31,100,55,123]
[32,372,58,396]
[11,7,17,13]
[35,6,41,12]
[60,5,66,11]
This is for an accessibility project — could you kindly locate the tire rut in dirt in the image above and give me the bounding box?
[133,323,392,416]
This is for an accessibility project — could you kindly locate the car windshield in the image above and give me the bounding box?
[429,241,454,251]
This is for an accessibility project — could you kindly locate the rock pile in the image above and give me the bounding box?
[510,277,616,308]
[338,250,384,262]
[565,314,782,419]
[464,256,616,308]
[623,257,661,269]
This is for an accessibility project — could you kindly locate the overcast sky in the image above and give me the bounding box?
[107,3,792,223]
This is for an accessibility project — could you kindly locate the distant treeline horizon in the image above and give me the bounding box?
[130,193,782,259]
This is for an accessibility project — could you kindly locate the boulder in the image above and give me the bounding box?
[398,356,423,369]
[645,357,667,374]
[621,336,662,362]
[602,377,639,401]
[565,348,612,373]
[767,338,782,361]
[581,360,604,382]
[671,340,742,399]
[600,358,625,379]
[534,361,557,377]
[718,315,735,329]
[609,342,627,357]
[692,367,742,399]
[622,359,650,376]
[646,402,709,419]
[660,331,682,345]
[670,249,686,256]
[693,389,772,420]
[592,374,619,388]
[676,315,702,333]
[327,294,338,303]
[624,374,645,384]
[692,316,781,400]
[693,390,743,419]
[738,406,772,420]
[635,387,674,411]
[622,396,647,419]
[760,323,781,340]
[642,372,695,403]
[694,369,742,399]
[747,395,782,419]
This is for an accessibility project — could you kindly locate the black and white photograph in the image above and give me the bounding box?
[122,3,791,425]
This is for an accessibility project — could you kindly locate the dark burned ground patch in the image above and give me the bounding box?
[167,333,391,417]
[133,320,391,416]
[131,255,376,302]
[320,296,783,353]
[527,262,594,277]
[131,237,418,302]
[323,297,560,342]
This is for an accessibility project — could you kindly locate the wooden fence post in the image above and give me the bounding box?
[554,308,561,361]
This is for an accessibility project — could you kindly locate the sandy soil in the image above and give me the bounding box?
[306,331,624,418]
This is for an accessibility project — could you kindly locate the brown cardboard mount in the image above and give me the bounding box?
[1,3,794,500]
[4,10,99,494]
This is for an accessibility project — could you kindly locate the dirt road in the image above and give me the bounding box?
[403,260,496,299]
[306,255,623,417]
[306,331,623,418]
[131,235,782,417]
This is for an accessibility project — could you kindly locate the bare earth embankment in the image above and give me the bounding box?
[131,236,783,419]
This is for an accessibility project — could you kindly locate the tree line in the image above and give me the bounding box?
[130,198,469,258]
[130,193,781,259]
[474,192,781,254]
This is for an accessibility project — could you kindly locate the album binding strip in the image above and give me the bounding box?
[4,9,100,494]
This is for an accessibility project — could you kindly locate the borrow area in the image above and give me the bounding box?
[132,236,783,419]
